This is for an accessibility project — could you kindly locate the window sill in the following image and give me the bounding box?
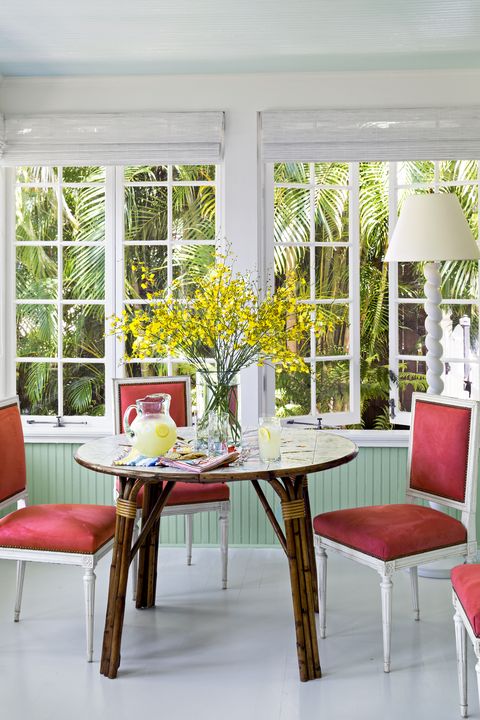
[22,424,409,448]
[23,424,113,444]
[327,429,409,448]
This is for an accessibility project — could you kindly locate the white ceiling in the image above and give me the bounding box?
[1,0,480,77]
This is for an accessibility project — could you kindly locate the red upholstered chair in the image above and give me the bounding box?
[452,565,480,717]
[314,393,479,673]
[113,377,230,592]
[0,396,116,661]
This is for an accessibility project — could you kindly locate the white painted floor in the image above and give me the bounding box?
[0,547,476,720]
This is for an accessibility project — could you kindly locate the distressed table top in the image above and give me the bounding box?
[74,428,358,483]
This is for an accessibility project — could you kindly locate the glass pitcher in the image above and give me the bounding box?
[123,393,177,457]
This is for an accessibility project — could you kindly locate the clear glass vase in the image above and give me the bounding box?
[195,369,241,448]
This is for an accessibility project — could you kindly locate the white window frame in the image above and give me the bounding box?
[264,162,361,427]
[5,163,222,438]
[114,164,222,376]
[388,160,480,425]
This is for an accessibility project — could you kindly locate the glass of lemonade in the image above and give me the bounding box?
[258,416,282,463]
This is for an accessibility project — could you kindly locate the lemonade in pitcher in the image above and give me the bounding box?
[123,394,177,457]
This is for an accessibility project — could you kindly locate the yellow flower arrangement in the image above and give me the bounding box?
[110,252,329,443]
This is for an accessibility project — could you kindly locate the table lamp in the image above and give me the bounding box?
[385,193,480,396]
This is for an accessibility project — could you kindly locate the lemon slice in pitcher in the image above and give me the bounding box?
[155,423,170,439]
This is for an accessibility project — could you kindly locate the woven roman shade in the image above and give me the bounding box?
[0,111,225,165]
[261,107,480,162]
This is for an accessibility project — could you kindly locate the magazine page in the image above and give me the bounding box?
[156,451,240,473]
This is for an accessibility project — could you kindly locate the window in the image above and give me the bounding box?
[267,162,360,426]
[9,164,220,424]
[389,160,480,424]
[13,166,110,420]
[266,160,480,429]
[261,108,480,429]
[120,164,219,384]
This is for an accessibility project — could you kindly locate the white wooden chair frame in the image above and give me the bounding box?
[453,589,480,718]
[315,393,479,673]
[113,376,230,593]
[0,397,114,662]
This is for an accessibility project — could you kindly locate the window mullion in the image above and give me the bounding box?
[262,163,275,416]
[3,168,15,397]
[115,166,126,378]
[167,165,174,375]
[349,162,361,423]
[309,162,316,417]
[104,166,117,423]
[57,167,64,417]
[388,161,403,423]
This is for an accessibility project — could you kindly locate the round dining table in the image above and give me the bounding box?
[75,427,358,681]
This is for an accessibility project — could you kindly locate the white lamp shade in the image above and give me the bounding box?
[384,193,480,262]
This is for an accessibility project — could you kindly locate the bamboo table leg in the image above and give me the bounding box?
[136,482,162,609]
[266,475,321,682]
[100,477,141,679]
[302,477,319,613]
[101,478,176,678]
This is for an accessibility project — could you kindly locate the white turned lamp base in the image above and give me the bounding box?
[423,261,444,395]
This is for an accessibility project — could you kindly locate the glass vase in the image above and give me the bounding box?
[195,369,241,448]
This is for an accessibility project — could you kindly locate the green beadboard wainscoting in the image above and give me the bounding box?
[23,443,422,546]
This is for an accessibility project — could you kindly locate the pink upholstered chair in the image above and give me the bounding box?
[0,396,116,661]
[314,393,479,673]
[452,565,480,717]
[113,377,230,591]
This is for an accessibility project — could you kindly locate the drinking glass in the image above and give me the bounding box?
[258,416,282,462]
[208,411,229,455]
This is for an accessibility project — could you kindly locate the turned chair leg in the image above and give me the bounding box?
[186,514,193,566]
[475,658,480,718]
[380,572,393,673]
[83,567,96,663]
[317,546,328,639]
[454,609,468,718]
[410,566,420,621]
[14,560,26,622]
[219,509,229,590]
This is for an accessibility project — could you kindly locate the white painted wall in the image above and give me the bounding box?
[1,68,479,428]
[2,69,480,113]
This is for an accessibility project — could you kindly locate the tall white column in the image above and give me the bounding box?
[223,110,262,428]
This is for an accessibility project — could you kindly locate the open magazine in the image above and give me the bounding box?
[156,451,240,473]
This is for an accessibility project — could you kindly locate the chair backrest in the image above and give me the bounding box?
[113,376,192,433]
[0,396,28,508]
[406,393,479,536]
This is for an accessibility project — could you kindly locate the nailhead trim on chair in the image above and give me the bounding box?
[281,499,305,521]
[116,499,138,519]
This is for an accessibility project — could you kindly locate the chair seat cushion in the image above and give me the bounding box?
[116,479,230,508]
[0,504,116,554]
[313,504,467,561]
[165,481,230,506]
[452,565,480,637]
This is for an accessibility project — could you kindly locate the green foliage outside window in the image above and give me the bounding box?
[15,161,479,426]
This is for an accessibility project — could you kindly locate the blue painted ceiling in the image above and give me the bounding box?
[1,0,480,76]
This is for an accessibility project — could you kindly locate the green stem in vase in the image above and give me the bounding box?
[197,371,242,445]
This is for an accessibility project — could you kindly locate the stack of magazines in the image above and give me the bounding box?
[157,451,239,473]
[114,446,239,473]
